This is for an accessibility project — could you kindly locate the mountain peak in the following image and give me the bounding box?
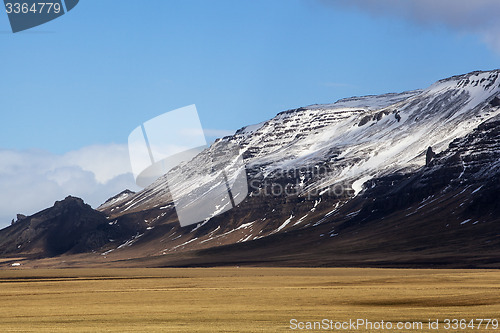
[55,195,85,205]
[52,196,89,212]
[98,189,136,211]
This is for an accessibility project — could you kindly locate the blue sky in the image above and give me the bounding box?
[1,0,500,227]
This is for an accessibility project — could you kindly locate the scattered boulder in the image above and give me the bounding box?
[395,112,401,122]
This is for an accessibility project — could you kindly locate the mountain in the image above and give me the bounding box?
[0,196,147,258]
[1,69,499,268]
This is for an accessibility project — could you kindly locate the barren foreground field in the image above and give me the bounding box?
[0,268,498,332]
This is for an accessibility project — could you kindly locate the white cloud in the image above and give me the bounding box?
[64,144,133,183]
[319,0,500,53]
[0,145,140,229]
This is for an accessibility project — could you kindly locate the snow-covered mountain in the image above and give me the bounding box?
[1,69,499,268]
[104,70,500,214]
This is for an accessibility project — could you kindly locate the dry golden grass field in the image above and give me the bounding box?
[0,267,498,332]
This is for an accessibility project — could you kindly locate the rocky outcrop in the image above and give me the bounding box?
[425,147,436,166]
[0,196,145,257]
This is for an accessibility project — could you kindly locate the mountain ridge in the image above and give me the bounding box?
[1,69,499,268]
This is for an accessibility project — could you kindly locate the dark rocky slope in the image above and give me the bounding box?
[0,196,144,257]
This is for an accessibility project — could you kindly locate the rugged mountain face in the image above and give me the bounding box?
[105,70,500,215]
[0,196,143,257]
[1,69,499,267]
[119,113,499,268]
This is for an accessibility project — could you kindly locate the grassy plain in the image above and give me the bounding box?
[0,267,498,332]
